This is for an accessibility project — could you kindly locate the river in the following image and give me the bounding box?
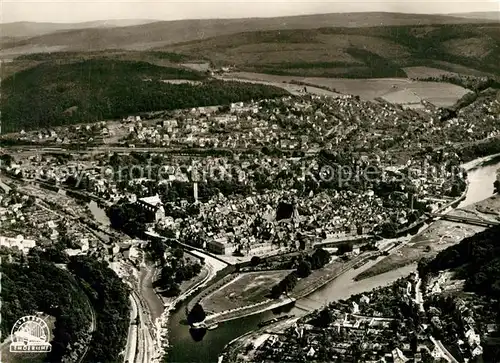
[87,200,111,226]
[459,154,500,208]
[166,156,500,363]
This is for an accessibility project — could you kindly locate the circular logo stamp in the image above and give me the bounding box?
[10,315,52,353]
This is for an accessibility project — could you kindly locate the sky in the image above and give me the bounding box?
[1,0,499,23]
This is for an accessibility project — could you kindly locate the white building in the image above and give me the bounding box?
[64,248,84,257]
[465,328,481,347]
[0,235,36,254]
[351,301,360,314]
[306,347,316,358]
[360,295,370,305]
[392,348,409,363]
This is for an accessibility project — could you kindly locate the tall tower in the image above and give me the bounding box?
[193,182,198,202]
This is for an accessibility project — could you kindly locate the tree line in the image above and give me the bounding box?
[1,58,289,132]
[0,248,130,363]
[67,256,130,363]
[270,248,331,298]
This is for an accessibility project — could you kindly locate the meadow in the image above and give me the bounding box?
[200,271,292,313]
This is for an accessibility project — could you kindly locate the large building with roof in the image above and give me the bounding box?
[136,194,165,222]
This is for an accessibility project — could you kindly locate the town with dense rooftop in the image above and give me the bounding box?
[1,6,500,363]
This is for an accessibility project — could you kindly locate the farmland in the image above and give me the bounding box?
[2,17,499,132]
[165,23,500,78]
[2,12,495,56]
[223,71,471,107]
[403,66,458,79]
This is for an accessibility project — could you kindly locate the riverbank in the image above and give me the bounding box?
[220,257,421,363]
[166,154,500,363]
[220,316,301,363]
[204,296,296,325]
[157,249,228,361]
[200,252,378,325]
[356,155,500,281]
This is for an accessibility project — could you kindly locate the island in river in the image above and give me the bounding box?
[166,156,500,363]
[221,195,500,363]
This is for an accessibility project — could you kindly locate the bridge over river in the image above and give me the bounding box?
[293,295,331,313]
[430,213,500,228]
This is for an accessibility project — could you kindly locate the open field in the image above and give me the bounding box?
[2,20,499,81]
[298,77,470,106]
[380,81,472,107]
[356,195,500,281]
[225,71,471,106]
[218,75,342,97]
[291,258,350,299]
[202,255,370,324]
[177,255,211,296]
[181,62,210,72]
[403,66,458,79]
[450,12,500,21]
[200,270,292,314]
[356,220,485,280]
[430,60,492,77]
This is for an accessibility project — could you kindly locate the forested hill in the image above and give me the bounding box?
[0,59,289,133]
[420,223,500,361]
[420,222,500,333]
[1,250,130,363]
[424,224,500,298]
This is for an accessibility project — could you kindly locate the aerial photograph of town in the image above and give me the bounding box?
[0,0,499,362]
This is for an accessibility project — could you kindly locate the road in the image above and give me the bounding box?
[0,178,11,193]
[414,278,425,313]
[134,249,226,362]
[432,213,500,227]
[121,265,161,363]
[431,337,460,363]
[184,249,229,313]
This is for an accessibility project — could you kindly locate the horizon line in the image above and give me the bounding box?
[1,9,498,25]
